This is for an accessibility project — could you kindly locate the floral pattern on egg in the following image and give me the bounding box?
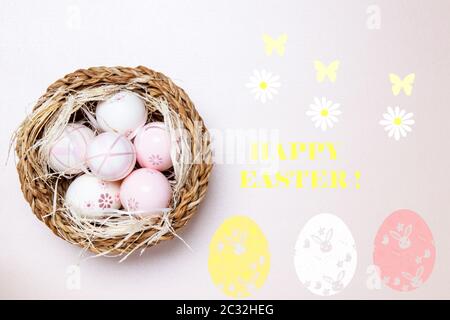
[127,198,139,211]
[148,154,163,166]
[98,193,113,209]
[84,200,95,210]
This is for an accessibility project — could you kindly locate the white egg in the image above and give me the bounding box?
[96,91,147,136]
[65,174,121,218]
[86,132,136,181]
[294,213,357,296]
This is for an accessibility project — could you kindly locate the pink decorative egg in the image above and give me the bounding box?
[48,123,94,174]
[373,209,436,292]
[120,168,172,215]
[134,122,173,171]
[86,132,136,181]
[65,174,121,218]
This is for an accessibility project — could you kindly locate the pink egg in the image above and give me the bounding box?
[373,209,436,292]
[134,122,173,171]
[120,168,172,215]
[48,123,94,174]
[86,132,136,181]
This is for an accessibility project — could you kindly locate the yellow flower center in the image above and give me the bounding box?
[259,81,268,90]
[394,117,402,125]
[320,109,329,117]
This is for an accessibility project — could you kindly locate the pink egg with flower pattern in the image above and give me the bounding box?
[48,123,94,174]
[119,168,172,215]
[373,209,436,292]
[65,174,121,218]
[86,132,136,181]
[134,122,173,171]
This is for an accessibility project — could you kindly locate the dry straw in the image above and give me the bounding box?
[14,66,213,261]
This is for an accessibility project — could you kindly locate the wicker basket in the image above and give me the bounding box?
[15,66,213,258]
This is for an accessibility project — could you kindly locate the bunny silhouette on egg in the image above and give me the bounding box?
[311,228,333,252]
[389,224,412,249]
[402,266,424,288]
[323,270,345,292]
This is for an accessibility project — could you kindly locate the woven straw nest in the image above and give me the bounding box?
[14,66,213,260]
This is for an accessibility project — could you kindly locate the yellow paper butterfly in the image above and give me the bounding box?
[262,33,288,56]
[389,73,415,96]
[314,60,340,83]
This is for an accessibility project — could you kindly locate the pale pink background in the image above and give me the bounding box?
[1,0,450,299]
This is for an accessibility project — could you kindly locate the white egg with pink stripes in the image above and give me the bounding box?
[48,123,94,174]
[86,132,136,181]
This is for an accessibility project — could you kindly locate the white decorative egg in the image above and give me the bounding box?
[86,132,136,181]
[96,91,147,137]
[65,174,121,218]
[294,213,357,296]
[48,123,94,174]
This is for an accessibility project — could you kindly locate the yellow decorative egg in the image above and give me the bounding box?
[208,215,270,298]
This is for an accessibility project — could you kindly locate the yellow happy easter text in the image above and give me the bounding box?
[241,142,361,189]
[241,170,356,189]
[250,142,337,161]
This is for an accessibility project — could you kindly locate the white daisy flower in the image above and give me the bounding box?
[379,106,415,141]
[246,69,281,103]
[306,97,342,131]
